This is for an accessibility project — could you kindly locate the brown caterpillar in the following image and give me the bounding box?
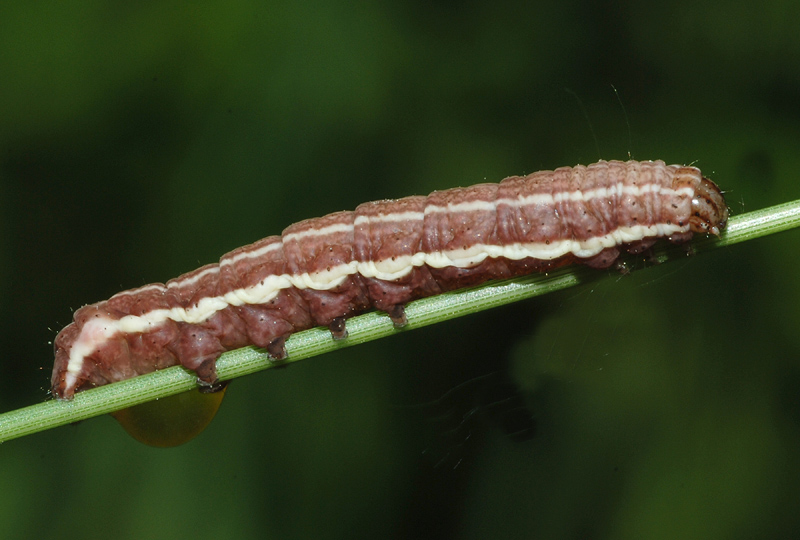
[52,159,728,401]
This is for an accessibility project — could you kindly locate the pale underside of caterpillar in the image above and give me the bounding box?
[52,160,728,400]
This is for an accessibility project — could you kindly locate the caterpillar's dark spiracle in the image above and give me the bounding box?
[52,160,728,400]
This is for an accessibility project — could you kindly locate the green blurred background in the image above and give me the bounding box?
[2,1,800,538]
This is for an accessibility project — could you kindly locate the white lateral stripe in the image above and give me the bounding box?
[168,266,220,289]
[503,183,691,207]
[283,222,354,243]
[66,219,690,384]
[424,200,495,214]
[220,240,282,266]
[353,211,425,225]
[345,183,693,226]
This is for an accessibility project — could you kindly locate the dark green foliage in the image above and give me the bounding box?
[1,1,800,538]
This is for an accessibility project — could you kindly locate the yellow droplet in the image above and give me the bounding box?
[111,384,227,447]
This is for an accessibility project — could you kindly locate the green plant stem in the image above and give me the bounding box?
[1,200,799,443]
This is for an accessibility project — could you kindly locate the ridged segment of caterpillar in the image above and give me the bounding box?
[52,159,728,401]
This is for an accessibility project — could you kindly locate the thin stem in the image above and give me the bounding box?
[1,200,799,443]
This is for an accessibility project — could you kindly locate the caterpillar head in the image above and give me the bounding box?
[690,176,729,236]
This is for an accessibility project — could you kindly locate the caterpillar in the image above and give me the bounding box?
[52,159,728,403]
